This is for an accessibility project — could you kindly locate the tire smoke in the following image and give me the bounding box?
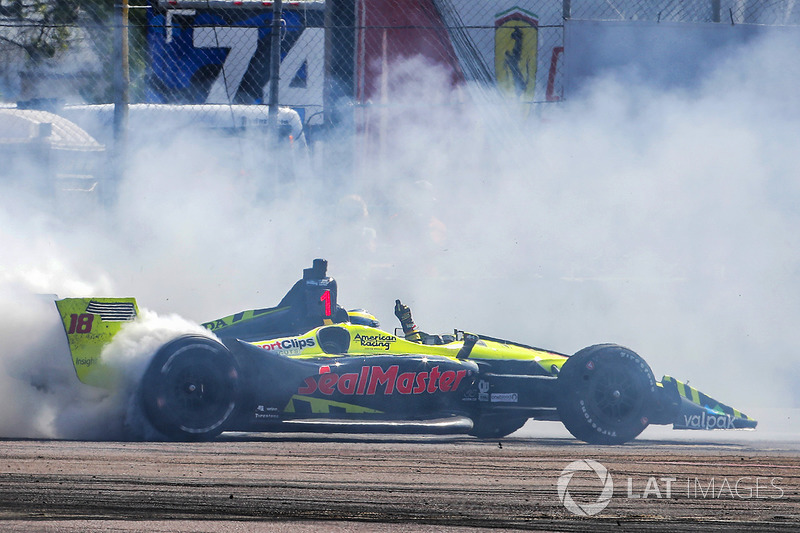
[1,28,799,440]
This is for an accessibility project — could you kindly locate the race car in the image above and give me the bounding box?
[55,259,757,444]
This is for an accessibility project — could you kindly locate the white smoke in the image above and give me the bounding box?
[98,309,216,440]
[325,29,800,414]
[0,27,798,439]
[0,275,214,439]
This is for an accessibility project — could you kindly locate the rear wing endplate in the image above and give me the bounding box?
[55,297,139,387]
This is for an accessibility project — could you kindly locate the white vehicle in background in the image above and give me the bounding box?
[59,103,310,183]
[59,103,306,147]
[0,108,105,199]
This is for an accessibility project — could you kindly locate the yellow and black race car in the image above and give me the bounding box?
[55,259,756,444]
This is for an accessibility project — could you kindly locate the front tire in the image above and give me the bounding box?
[140,335,240,441]
[557,344,656,445]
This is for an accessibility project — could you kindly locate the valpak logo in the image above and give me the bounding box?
[681,412,735,429]
[557,460,613,516]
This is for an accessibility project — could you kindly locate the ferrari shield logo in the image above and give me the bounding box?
[495,8,538,101]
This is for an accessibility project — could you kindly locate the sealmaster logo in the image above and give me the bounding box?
[557,460,614,516]
[298,365,468,396]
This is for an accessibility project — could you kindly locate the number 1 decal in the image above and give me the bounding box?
[68,313,95,334]
[320,289,331,317]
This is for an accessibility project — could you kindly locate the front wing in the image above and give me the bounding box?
[661,376,757,430]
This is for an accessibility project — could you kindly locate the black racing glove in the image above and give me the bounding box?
[394,300,415,333]
[394,299,423,342]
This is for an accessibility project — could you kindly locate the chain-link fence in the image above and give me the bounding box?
[569,0,800,24]
[2,1,797,106]
[1,0,798,191]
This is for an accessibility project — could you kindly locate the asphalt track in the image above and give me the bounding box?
[1,419,799,533]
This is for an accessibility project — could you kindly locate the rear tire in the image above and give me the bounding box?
[140,335,240,441]
[557,344,656,444]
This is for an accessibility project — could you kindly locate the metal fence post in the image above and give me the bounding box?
[322,0,356,184]
[112,0,129,204]
[268,0,283,139]
[711,0,721,22]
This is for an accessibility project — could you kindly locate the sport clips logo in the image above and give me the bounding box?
[556,459,784,516]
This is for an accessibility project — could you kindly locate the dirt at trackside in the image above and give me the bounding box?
[0,434,798,532]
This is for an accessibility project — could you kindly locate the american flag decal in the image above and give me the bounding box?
[85,301,138,321]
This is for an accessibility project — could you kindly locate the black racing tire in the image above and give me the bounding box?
[469,416,527,439]
[140,335,240,441]
[557,344,656,445]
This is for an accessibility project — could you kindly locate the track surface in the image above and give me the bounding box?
[1,431,799,532]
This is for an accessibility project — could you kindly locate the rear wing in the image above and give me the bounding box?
[56,260,341,384]
[55,297,139,387]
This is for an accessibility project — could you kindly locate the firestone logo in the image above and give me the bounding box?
[557,460,614,516]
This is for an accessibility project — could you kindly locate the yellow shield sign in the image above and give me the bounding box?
[495,8,539,101]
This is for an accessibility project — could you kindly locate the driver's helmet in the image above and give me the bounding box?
[348,309,380,328]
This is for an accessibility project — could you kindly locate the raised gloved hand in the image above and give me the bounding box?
[394,299,417,334]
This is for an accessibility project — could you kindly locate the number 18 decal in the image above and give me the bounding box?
[68,313,94,334]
